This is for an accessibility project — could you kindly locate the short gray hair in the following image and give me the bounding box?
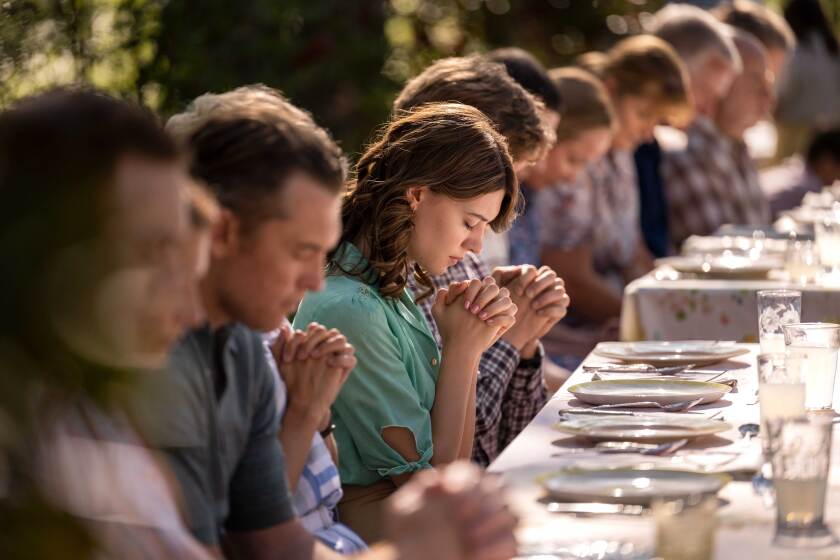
[651,3,742,73]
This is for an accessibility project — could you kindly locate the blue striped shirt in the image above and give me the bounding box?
[264,328,367,554]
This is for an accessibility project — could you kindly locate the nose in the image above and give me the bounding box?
[463,229,483,254]
[303,271,324,293]
[297,259,326,294]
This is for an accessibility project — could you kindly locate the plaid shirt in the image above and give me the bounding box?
[407,253,548,466]
[537,150,639,297]
[663,117,771,247]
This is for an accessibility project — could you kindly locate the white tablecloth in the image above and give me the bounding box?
[491,344,840,559]
[620,273,840,342]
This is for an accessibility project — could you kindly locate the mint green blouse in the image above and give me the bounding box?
[293,242,442,486]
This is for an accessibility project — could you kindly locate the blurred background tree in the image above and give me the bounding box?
[1,0,838,155]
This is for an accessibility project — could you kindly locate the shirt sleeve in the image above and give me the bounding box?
[294,291,434,479]
[473,339,519,466]
[224,335,296,533]
[498,343,548,451]
[131,346,220,544]
[473,340,548,466]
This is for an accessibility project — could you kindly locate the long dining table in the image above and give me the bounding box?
[491,344,840,559]
[619,272,840,343]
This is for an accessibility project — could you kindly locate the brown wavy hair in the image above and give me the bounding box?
[393,56,550,165]
[334,102,519,299]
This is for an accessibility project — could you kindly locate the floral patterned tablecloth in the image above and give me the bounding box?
[620,272,840,341]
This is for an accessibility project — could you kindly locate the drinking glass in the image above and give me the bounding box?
[815,204,840,271]
[767,415,835,547]
[757,353,805,455]
[652,494,717,560]
[782,323,840,410]
[785,240,820,285]
[757,290,801,354]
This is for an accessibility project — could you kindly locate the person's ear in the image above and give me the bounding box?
[405,185,428,212]
[210,208,241,259]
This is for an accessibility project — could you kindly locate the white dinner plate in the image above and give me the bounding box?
[540,468,730,505]
[568,379,731,407]
[682,235,788,257]
[554,414,732,442]
[593,341,749,366]
[655,254,781,279]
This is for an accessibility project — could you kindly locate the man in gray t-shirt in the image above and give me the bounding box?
[142,324,295,544]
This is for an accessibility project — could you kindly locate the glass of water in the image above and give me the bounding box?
[766,415,835,548]
[652,494,718,560]
[757,353,806,455]
[816,204,840,271]
[785,240,820,285]
[757,290,801,354]
[782,323,840,410]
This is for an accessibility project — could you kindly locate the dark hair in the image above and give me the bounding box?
[807,128,840,164]
[548,67,616,141]
[785,0,838,55]
[715,0,796,53]
[483,47,563,112]
[0,87,178,391]
[393,56,551,163]
[1,88,177,204]
[0,88,179,558]
[336,103,519,299]
[169,85,347,231]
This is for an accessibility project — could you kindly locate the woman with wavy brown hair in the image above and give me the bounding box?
[293,102,519,542]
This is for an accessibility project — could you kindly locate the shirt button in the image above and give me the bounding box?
[430,357,438,367]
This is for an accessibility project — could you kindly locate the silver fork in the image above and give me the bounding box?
[586,397,706,412]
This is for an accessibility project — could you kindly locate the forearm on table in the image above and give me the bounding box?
[430,347,480,466]
[622,242,655,283]
[563,273,622,323]
[278,413,321,494]
[542,248,621,323]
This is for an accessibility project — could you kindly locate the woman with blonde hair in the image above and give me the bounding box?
[538,35,692,358]
[293,102,519,542]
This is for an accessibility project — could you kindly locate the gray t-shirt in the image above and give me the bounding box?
[135,323,295,545]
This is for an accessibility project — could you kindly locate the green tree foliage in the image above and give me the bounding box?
[0,0,674,153]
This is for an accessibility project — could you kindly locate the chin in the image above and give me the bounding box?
[427,260,451,277]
